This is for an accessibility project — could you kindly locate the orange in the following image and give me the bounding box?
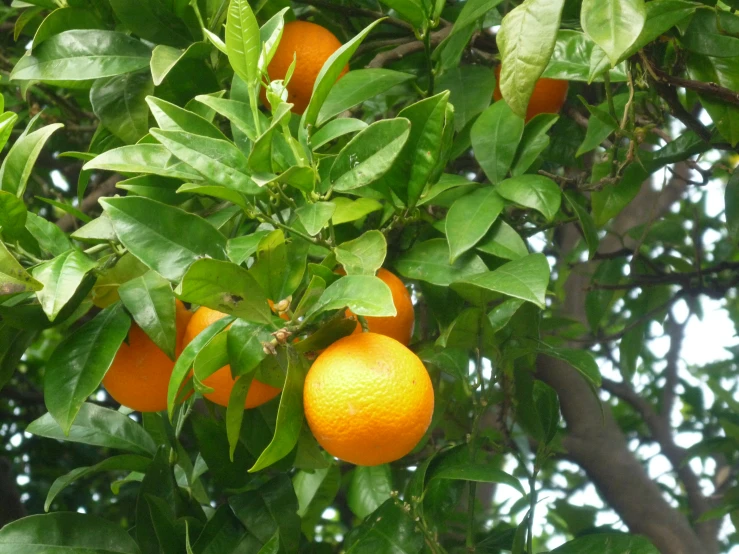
[103,300,193,412]
[345,268,414,346]
[182,307,281,409]
[303,332,434,466]
[260,20,348,114]
[494,65,568,122]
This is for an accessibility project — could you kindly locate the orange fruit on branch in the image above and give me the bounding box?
[103,300,192,413]
[303,332,434,466]
[182,307,281,409]
[260,20,348,114]
[494,65,568,122]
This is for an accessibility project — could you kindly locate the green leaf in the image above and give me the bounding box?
[108,0,193,48]
[150,128,260,194]
[302,20,383,135]
[564,191,598,259]
[101,196,228,282]
[0,512,143,554]
[551,534,658,553]
[177,183,249,209]
[27,402,157,456]
[259,8,289,72]
[592,164,648,226]
[471,101,525,184]
[149,42,210,87]
[446,187,504,262]
[311,118,368,150]
[227,230,271,265]
[378,0,427,30]
[681,9,739,58]
[538,345,601,387]
[330,118,411,192]
[453,253,549,308]
[146,96,227,140]
[250,230,308,302]
[248,103,293,173]
[91,71,153,144]
[577,93,639,156]
[476,220,529,260]
[332,197,382,225]
[335,230,387,276]
[511,113,559,176]
[581,0,646,66]
[533,380,560,445]
[317,69,415,127]
[626,0,697,60]
[84,144,202,180]
[32,7,104,48]
[44,303,130,433]
[0,123,63,197]
[0,112,19,153]
[296,202,336,236]
[226,0,260,86]
[25,213,72,256]
[487,297,525,333]
[33,249,97,322]
[228,320,272,378]
[437,66,495,132]
[293,465,341,539]
[190,505,251,553]
[396,238,487,287]
[496,0,566,118]
[0,191,27,237]
[176,259,271,324]
[194,95,260,141]
[0,240,42,297]
[687,54,739,147]
[726,171,739,241]
[344,500,424,554]
[496,175,562,222]
[45,455,151,512]
[431,463,525,495]
[307,275,396,318]
[249,349,305,472]
[543,30,628,82]
[347,465,393,519]
[11,30,151,82]
[118,270,177,360]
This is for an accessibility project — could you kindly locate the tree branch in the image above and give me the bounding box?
[368,27,451,69]
[56,174,123,232]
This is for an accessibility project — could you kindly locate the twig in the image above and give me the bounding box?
[368,27,451,69]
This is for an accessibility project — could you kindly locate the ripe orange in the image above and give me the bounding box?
[260,20,348,114]
[346,268,414,345]
[303,332,434,466]
[182,307,281,409]
[494,65,568,122]
[103,300,193,413]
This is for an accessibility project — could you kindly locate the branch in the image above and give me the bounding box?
[368,26,451,69]
[660,316,684,424]
[56,174,123,232]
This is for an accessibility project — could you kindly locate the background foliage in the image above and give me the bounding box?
[1,0,739,553]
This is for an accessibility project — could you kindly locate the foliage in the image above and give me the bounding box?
[1,0,739,553]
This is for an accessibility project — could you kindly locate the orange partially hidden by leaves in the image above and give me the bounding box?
[182,307,281,409]
[103,300,192,413]
[260,20,348,114]
[304,332,434,466]
[346,268,414,345]
[494,65,568,122]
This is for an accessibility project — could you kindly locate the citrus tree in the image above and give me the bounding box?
[1,0,739,553]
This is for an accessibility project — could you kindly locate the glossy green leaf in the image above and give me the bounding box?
[0,240,42,297]
[44,303,130,433]
[564,191,598,259]
[91,71,152,144]
[496,0,565,117]
[317,69,415,127]
[226,0,260,86]
[726,171,739,241]
[335,230,387,276]
[471,101,525,184]
[0,122,63,197]
[146,96,227,140]
[344,500,424,554]
[396,238,488,287]
[150,128,260,194]
[543,30,628,82]
[250,230,308,302]
[27,402,157,456]
[227,230,271,264]
[624,0,697,60]
[45,455,151,512]
[32,7,104,48]
[307,275,396,318]
[25,213,72,256]
[332,197,383,225]
[511,114,559,176]
[687,54,739,147]
[311,118,368,150]
[101,196,228,282]
[149,42,210,86]
[84,144,202,180]
[11,30,152,82]
[431,462,524,495]
[581,0,646,66]
[194,95,259,141]
[538,344,601,387]
[190,504,252,553]
[592,164,648,226]
[446,187,504,262]
[293,465,341,538]
[33,249,96,322]
[551,533,658,553]
[330,118,410,192]
[0,512,143,554]
[249,349,305,472]
[0,112,19,152]
[453,253,549,308]
[248,102,294,173]
[378,0,426,29]
[438,66,495,132]
[176,258,271,324]
[476,220,529,260]
[118,270,177,360]
[296,202,336,236]
[496,174,562,222]
[109,0,193,48]
[347,465,393,519]
[681,9,739,58]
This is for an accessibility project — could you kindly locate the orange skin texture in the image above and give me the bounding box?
[304,332,434,466]
[260,20,348,114]
[103,300,193,412]
[494,65,568,122]
[182,307,281,409]
[346,268,414,346]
